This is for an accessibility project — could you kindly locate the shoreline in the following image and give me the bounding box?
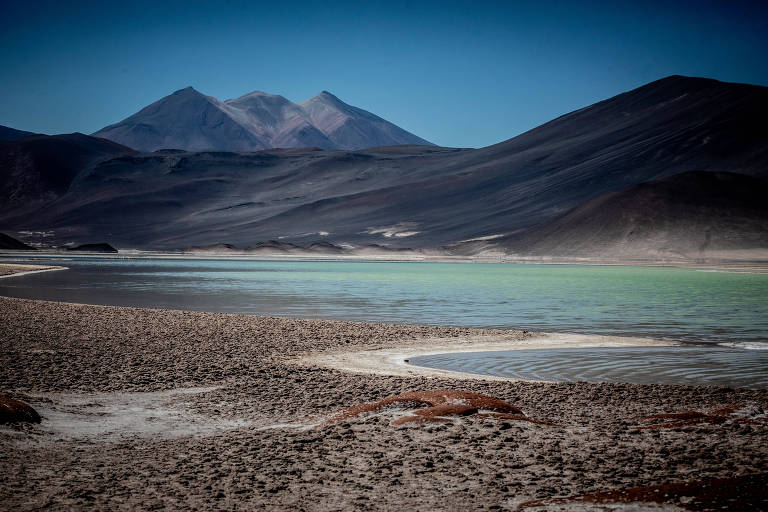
[4,249,768,273]
[296,332,677,382]
[1,296,767,509]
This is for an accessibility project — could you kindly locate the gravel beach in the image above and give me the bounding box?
[1,265,767,510]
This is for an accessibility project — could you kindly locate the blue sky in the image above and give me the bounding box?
[1,0,767,148]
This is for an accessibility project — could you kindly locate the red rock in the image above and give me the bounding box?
[321,389,535,427]
[475,412,557,426]
[412,404,477,418]
[391,416,453,426]
[0,395,41,424]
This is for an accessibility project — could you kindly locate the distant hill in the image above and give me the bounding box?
[1,75,767,261]
[66,243,118,253]
[0,232,36,250]
[0,125,38,141]
[479,171,768,261]
[92,88,433,152]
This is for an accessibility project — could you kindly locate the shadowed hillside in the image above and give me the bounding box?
[0,133,137,216]
[0,125,38,141]
[0,232,36,250]
[468,172,768,261]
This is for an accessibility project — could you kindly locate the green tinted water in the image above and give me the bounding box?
[1,257,766,347]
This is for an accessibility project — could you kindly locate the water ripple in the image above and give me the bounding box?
[410,347,768,389]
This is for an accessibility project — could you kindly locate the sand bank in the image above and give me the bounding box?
[1,296,766,510]
[0,263,67,278]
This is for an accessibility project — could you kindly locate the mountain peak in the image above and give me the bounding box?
[237,90,285,99]
[166,86,210,102]
[307,90,343,104]
[93,87,434,151]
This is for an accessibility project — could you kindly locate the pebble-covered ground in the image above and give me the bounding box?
[1,292,767,511]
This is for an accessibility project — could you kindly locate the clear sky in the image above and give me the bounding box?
[1,0,767,148]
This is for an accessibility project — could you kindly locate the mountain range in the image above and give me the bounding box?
[1,75,766,262]
[92,88,433,152]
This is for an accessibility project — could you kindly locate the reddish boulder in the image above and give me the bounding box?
[0,395,41,424]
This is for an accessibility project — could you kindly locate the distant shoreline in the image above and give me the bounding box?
[3,249,768,273]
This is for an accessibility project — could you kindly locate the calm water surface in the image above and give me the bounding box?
[411,347,768,389]
[1,255,767,349]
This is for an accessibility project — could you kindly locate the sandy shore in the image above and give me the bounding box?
[0,263,66,278]
[1,289,767,509]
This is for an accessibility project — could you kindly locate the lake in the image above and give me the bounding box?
[2,255,767,386]
[1,255,767,346]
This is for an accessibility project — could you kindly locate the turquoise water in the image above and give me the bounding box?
[1,256,767,347]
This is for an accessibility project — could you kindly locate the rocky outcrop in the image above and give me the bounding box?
[322,389,553,427]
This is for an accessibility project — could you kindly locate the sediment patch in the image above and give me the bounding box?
[519,473,768,510]
[2,387,248,442]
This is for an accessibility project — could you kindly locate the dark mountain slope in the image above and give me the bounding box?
[0,133,137,215]
[0,232,36,250]
[7,146,466,247]
[0,125,38,141]
[484,172,768,260]
[67,243,118,253]
[444,75,768,227]
[220,75,768,249]
[477,75,767,178]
